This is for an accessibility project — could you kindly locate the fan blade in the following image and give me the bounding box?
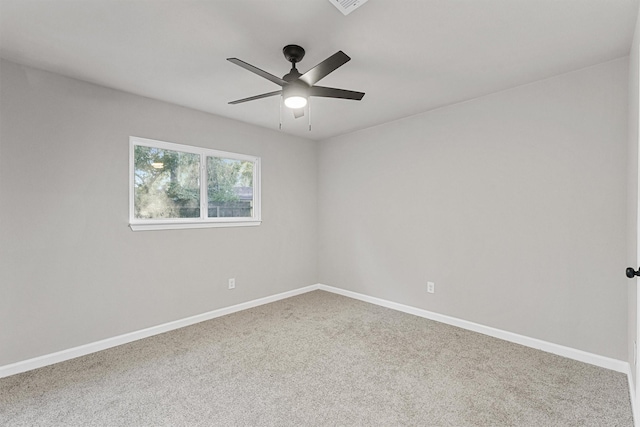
[310,86,365,101]
[227,58,287,87]
[299,51,351,86]
[229,90,282,105]
[293,108,305,119]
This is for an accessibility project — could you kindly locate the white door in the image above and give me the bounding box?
[637,265,640,407]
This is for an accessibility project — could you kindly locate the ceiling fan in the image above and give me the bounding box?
[227,45,365,120]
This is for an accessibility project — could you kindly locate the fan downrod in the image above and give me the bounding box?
[283,45,305,64]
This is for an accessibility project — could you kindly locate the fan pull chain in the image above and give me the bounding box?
[308,98,312,131]
[279,96,283,130]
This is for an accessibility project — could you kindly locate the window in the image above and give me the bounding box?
[129,137,261,231]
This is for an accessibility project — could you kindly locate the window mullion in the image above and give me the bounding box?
[200,153,207,220]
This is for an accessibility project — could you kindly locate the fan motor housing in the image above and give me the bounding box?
[283,68,302,82]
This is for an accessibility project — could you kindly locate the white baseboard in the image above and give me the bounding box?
[0,285,319,379]
[316,284,630,374]
[0,282,632,386]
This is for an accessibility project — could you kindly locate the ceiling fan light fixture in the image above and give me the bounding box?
[283,84,308,109]
[227,45,364,121]
[284,95,307,109]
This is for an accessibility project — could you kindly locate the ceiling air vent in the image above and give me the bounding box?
[328,0,369,16]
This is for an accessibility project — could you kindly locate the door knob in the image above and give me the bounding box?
[626,267,639,278]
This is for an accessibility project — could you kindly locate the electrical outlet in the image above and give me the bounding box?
[427,281,435,294]
[228,278,235,289]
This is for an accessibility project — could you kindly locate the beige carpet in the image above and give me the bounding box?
[0,290,633,426]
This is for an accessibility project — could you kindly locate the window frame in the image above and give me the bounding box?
[129,136,261,231]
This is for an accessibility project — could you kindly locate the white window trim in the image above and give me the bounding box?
[129,136,261,231]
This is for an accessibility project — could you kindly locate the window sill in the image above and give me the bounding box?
[129,220,261,231]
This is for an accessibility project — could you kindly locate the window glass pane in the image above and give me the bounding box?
[207,156,253,218]
[134,146,200,219]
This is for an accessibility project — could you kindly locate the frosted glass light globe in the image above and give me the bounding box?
[284,96,307,109]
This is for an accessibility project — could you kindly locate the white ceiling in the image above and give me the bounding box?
[1,0,638,141]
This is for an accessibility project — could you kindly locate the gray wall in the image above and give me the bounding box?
[628,7,640,391]
[318,59,630,360]
[0,59,318,366]
[0,55,633,367]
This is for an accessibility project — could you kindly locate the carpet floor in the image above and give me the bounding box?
[0,290,634,426]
